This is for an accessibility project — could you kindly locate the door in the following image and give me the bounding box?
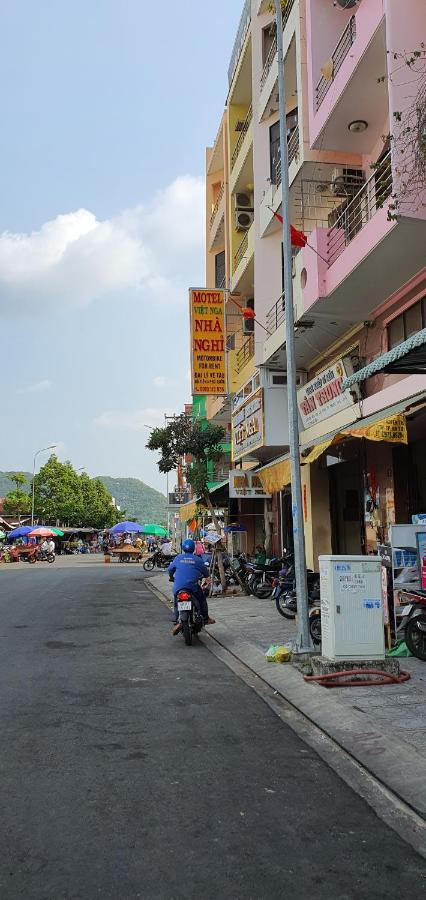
[329,455,364,555]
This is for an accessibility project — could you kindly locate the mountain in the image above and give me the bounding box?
[0,472,168,526]
[97,476,167,525]
[0,472,32,495]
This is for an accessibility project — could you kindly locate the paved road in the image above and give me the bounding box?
[0,558,424,899]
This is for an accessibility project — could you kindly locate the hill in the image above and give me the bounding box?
[97,476,167,525]
[0,472,168,526]
[0,472,32,495]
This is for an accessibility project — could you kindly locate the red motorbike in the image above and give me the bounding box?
[397,590,426,661]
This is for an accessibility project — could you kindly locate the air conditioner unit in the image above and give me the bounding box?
[235,192,253,210]
[235,209,254,231]
[331,167,364,197]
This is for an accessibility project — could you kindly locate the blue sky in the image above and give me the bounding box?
[0,0,242,492]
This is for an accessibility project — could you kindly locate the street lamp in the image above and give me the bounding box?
[31,445,57,525]
[274,0,311,649]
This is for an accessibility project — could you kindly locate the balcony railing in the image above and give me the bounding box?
[233,231,249,272]
[315,15,356,111]
[209,182,225,229]
[266,293,285,333]
[259,0,296,91]
[327,151,392,265]
[236,335,255,373]
[274,125,300,186]
[231,104,253,170]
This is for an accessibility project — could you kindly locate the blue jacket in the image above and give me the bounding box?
[168,553,209,592]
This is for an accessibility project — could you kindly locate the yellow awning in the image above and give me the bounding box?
[258,458,291,493]
[301,437,337,465]
[179,500,199,522]
[341,413,408,444]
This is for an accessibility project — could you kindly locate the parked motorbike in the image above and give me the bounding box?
[175,587,205,646]
[397,591,426,661]
[272,565,320,619]
[143,550,176,571]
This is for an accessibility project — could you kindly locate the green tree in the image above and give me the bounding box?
[147,415,228,589]
[3,472,31,523]
[33,456,117,528]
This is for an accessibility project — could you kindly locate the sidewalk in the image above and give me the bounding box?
[149,572,426,821]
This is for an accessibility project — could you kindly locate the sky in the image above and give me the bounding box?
[0,0,242,492]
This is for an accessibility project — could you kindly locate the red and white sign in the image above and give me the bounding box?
[297,359,354,429]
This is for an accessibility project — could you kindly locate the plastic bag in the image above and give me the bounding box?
[265,644,292,663]
[387,640,412,658]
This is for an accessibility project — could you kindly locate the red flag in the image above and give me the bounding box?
[271,210,307,247]
[242,307,256,320]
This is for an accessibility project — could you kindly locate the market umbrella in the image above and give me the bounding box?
[8,525,34,539]
[142,524,168,536]
[28,528,56,538]
[110,521,144,534]
[32,525,64,536]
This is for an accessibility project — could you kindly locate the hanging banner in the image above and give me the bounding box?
[297,358,354,429]
[189,288,227,396]
[342,414,408,445]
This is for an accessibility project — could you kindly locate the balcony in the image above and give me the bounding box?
[308,1,386,151]
[327,151,392,264]
[208,182,225,251]
[258,0,297,123]
[266,293,285,333]
[236,335,255,374]
[315,16,356,112]
[231,221,254,294]
[259,125,301,237]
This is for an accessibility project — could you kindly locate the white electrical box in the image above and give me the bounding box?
[319,555,385,661]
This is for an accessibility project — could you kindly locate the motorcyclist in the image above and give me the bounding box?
[168,538,216,636]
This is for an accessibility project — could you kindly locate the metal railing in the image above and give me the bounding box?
[231,104,253,170]
[327,151,392,265]
[266,294,286,333]
[259,0,296,92]
[260,36,277,91]
[236,335,255,373]
[272,125,300,187]
[233,231,249,272]
[209,182,225,229]
[315,15,356,111]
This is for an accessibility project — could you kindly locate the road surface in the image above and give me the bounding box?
[0,557,424,899]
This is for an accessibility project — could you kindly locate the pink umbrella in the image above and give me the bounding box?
[28,528,56,538]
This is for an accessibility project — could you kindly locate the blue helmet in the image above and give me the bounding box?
[182,538,195,553]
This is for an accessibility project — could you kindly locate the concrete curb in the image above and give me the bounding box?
[147,576,426,822]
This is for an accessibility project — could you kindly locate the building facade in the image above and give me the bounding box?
[200,0,426,564]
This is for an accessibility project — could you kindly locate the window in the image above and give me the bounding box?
[387,296,426,349]
[243,298,254,334]
[270,121,280,185]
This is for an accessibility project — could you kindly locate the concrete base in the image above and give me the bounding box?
[311,656,401,677]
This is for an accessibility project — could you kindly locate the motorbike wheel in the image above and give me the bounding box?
[275,592,297,619]
[309,613,322,646]
[182,621,192,646]
[143,558,155,571]
[252,577,274,599]
[405,614,426,661]
[28,556,37,564]
[47,554,55,564]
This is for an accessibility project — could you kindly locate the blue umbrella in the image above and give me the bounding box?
[110,521,144,534]
[8,525,34,539]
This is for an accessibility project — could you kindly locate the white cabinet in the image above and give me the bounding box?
[319,555,385,661]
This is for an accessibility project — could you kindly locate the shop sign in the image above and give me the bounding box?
[229,469,271,499]
[232,388,264,461]
[189,288,227,396]
[297,359,353,429]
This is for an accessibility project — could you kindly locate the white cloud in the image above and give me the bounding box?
[152,375,175,387]
[93,407,171,432]
[0,175,205,316]
[17,379,52,394]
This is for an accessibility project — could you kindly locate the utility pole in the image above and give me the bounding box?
[274,0,311,649]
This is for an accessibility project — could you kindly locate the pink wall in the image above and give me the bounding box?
[385,0,426,222]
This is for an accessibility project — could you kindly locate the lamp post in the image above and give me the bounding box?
[31,445,57,526]
[274,0,311,649]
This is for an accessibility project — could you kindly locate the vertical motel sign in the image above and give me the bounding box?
[189,288,227,396]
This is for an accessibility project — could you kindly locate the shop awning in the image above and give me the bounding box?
[342,328,426,390]
[258,456,291,493]
[179,500,199,522]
